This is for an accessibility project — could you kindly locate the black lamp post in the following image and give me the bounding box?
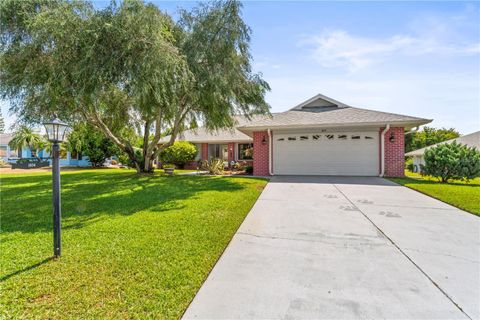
[43,118,69,257]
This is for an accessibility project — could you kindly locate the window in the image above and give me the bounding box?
[352,135,360,140]
[326,134,334,140]
[238,143,253,160]
[30,149,37,158]
[194,144,201,161]
[288,137,296,141]
[209,144,228,160]
[338,135,347,140]
[365,136,373,140]
[0,146,7,157]
[312,135,320,140]
[300,136,308,141]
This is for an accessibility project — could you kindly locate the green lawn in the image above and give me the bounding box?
[0,169,267,319]
[389,171,480,216]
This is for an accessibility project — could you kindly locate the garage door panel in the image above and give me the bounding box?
[273,132,379,176]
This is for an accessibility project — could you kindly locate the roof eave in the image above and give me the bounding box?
[238,119,432,133]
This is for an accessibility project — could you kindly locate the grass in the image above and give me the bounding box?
[389,171,480,216]
[0,169,267,319]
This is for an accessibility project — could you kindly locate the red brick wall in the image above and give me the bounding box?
[383,127,405,177]
[184,160,198,170]
[228,143,235,164]
[201,143,208,161]
[253,131,270,176]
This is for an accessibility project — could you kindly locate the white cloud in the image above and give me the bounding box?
[302,26,480,71]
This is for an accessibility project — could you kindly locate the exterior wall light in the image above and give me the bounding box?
[389,132,395,143]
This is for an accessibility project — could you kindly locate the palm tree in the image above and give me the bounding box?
[8,126,45,159]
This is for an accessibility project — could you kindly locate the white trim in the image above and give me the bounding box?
[268,129,273,176]
[289,93,350,111]
[239,120,430,133]
[380,124,390,177]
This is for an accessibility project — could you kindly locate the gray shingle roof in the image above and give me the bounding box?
[159,126,252,143]
[405,131,480,157]
[238,107,430,131]
[160,94,432,143]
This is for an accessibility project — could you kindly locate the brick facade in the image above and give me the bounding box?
[178,127,404,177]
[183,160,198,170]
[383,127,405,177]
[253,131,270,176]
[228,143,235,164]
[201,143,208,161]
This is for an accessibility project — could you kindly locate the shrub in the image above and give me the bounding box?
[163,163,175,169]
[245,165,253,174]
[405,157,414,172]
[200,159,224,175]
[234,161,247,170]
[421,142,480,183]
[160,142,197,168]
[457,145,480,182]
[67,124,120,168]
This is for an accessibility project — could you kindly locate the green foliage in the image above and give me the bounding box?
[405,157,414,172]
[0,0,270,173]
[405,127,459,153]
[421,142,480,183]
[162,163,175,169]
[200,158,224,175]
[8,125,45,157]
[245,165,253,174]
[0,109,5,133]
[160,141,197,168]
[67,124,119,167]
[457,145,480,181]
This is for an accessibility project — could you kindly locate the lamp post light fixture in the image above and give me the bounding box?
[43,118,69,257]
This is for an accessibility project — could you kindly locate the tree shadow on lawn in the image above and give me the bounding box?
[1,172,247,234]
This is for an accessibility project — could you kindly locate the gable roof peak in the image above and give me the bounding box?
[290,93,351,111]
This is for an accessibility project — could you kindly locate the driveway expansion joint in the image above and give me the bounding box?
[332,183,473,320]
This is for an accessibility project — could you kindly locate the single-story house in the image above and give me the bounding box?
[405,131,480,172]
[161,93,431,177]
[0,133,91,167]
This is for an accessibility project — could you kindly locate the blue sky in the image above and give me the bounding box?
[2,1,479,134]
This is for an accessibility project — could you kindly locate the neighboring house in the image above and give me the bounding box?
[161,93,431,177]
[0,133,91,167]
[405,131,480,172]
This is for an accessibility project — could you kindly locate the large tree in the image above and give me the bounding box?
[0,0,270,173]
[67,123,120,167]
[405,127,460,153]
[0,109,5,133]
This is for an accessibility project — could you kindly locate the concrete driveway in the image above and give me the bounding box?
[184,176,480,319]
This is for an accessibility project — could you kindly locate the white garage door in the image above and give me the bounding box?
[273,131,379,176]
